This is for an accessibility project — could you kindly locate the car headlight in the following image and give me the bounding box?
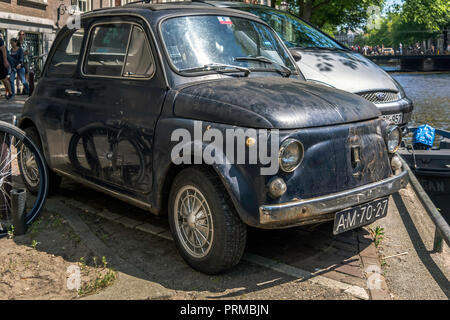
[391,78,406,99]
[385,125,402,153]
[279,139,304,172]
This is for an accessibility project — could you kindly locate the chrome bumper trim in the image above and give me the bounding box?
[259,168,408,227]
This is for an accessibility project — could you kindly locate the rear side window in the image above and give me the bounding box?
[84,22,154,78]
[123,26,154,77]
[85,23,131,77]
[47,29,84,77]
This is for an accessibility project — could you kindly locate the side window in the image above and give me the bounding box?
[84,23,131,77]
[123,26,154,78]
[84,23,154,78]
[47,29,84,77]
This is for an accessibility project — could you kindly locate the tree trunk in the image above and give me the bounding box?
[298,0,313,22]
[443,28,448,52]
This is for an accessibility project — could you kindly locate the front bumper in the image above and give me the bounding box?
[259,168,409,228]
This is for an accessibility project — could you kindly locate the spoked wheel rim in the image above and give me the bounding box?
[174,185,214,258]
[19,143,40,188]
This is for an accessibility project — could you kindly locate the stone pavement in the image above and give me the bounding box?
[46,179,392,300]
[0,90,27,123]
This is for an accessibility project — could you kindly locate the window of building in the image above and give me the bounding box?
[72,0,90,12]
[47,29,84,77]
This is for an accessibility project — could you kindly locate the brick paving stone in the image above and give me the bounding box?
[158,230,174,241]
[360,256,380,268]
[359,243,378,258]
[96,210,123,221]
[136,223,166,235]
[321,270,366,287]
[116,217,144,229]
[335,263,365,278]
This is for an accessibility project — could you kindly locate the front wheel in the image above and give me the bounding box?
[168,167,247,274]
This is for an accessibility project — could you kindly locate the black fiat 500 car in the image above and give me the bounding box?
[19,3,408,274]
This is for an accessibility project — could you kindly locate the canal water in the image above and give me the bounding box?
[390,72,450,131]
[391,72,450,223]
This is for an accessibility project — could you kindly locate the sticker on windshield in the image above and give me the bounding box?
[218,17,232,25]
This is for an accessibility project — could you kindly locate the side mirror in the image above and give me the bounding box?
[289,49,302,62]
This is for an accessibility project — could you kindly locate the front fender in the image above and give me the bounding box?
[152,117,265,226]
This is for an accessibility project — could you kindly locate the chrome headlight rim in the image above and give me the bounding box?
[278,138,304,173]
[385,125,402,154]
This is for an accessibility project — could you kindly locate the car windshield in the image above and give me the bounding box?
[160,15,297,74]
[238,7,344,50]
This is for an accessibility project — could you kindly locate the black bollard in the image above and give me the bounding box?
[11,188,27,235]
[29,71,34,96]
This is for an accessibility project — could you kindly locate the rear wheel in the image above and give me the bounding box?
[20,127,61,195]
[168,167,247,274]
[0,121,49,236]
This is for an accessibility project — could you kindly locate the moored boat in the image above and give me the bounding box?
[398,126,450,223]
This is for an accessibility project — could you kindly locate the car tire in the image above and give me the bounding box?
[168,167,247,274]
[21,127,61,195]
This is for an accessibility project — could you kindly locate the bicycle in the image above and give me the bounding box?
[68,121,151,191]
[0,120,49,237]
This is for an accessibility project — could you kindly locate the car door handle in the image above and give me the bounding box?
[65,89,82,97]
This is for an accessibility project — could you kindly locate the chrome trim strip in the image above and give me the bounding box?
[259,168,408,227]
[53,169,155,213]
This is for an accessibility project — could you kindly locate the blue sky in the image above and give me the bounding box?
[384,0,403,12]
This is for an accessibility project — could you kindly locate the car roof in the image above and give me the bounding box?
[82,1,259,21]
[191,0,270,9]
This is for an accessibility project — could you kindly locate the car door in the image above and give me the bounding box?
[29,27,85,171]
[61,17,167,198]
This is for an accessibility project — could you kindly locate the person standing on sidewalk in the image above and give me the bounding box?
[8,38,29,97]
[17,31,29,95]
[0,33,13,100]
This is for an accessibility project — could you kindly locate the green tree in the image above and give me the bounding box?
[281,0,386,29]
[401,0,450,49]
[401,0,449,31]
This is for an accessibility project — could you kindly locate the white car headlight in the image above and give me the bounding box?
[385,125,402,153]
[279,139,304,172]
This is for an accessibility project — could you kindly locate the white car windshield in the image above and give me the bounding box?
[239,7,345,49]
[160,15,297,74]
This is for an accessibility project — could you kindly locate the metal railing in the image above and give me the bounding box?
[398,155,450,252]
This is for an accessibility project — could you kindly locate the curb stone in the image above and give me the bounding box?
[358,228,392,300]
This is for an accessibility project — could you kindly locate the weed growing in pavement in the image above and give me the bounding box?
[7,225,14,239]
[31,240,40,250]
[77,256,116,296]
[78,257,86,270]
[28,219,41,238]
[369,226,385,248]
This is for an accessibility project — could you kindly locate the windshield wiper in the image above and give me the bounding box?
[179,63,251,77]
[234,56,292,77]
[297,46,349,51]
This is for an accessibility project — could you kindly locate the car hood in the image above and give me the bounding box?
[173,77,380,129]
[294,49,398,93]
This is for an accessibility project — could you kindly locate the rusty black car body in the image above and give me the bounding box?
[18,3,408,273]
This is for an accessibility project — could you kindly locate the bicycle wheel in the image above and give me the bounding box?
[0,121,49,237]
